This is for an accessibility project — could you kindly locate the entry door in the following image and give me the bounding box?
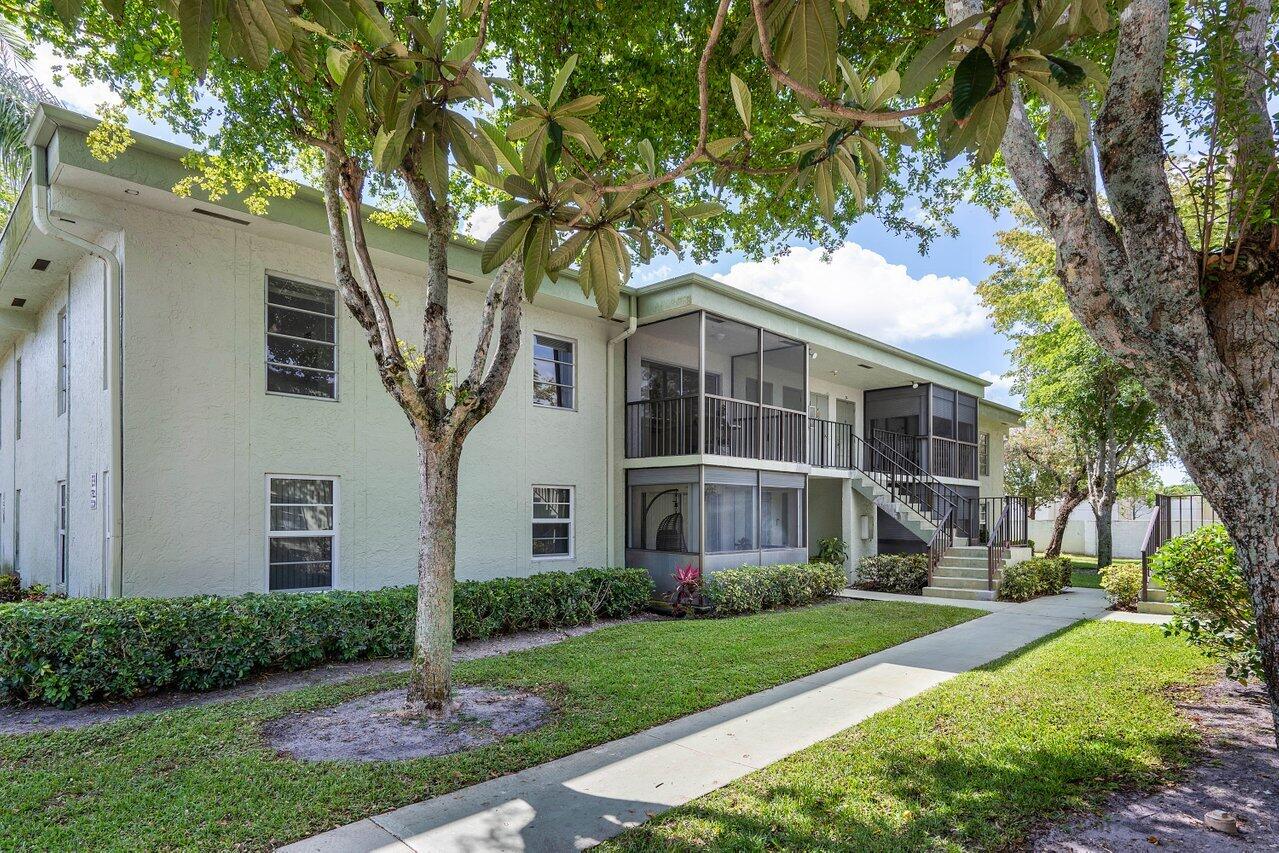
[809,392,829,420]
[834,399,856,465]
[835,399,856,426]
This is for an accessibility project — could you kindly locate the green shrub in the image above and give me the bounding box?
[814,537,849,566]
[703,563,846,616]
[0,574,17,604]
[1099,562,1142,609]
[0,567,653,708]
[1152,525,1262,682]
[998,557,1071,602]
[855,554,928,594]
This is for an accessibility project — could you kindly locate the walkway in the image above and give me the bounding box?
[284,588,1156,853]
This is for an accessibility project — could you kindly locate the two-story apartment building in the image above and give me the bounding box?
[0,105,1021,600]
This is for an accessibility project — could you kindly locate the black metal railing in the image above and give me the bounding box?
[871,429,927,468]
[761,404,806,463]
[809,418,855,468]
[1140,493,1219,600]
[978,496,1028,546]
[930,436,979,479]
[625,396,698,457]
[927,506,955,588]
[703,394,759,458]
[986,499,1014,590]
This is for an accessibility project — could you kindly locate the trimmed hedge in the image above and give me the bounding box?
[998,556,1071,602]
[703,563,846,616]
[855,554,928,594]
[1099,562,1142,610]
[0,567,653,708]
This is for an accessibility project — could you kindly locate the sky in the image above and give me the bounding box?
[33,41,1192,485]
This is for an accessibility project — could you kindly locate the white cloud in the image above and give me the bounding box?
[637,263,673,284]
[465,204,501,241]
[711,242,988,343]
[979,370,1020,406]
[31,43,120,113]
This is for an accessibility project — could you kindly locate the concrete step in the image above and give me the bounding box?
[1137,600,1175,615]
[927,575,991,590]
[923,586,997,601]
[1146,588,1168,603]
[938,555,989,568]
[933,565,989,581]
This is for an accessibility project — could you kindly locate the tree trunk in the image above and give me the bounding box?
[406,435,463,713]
[1046,488,1086,557]
[1094,502,1114,568]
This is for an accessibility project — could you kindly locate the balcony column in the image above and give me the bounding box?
[756,326,764,459]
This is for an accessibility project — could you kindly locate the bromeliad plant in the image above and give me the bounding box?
[670,564,704,616]
[22,0,1109,715]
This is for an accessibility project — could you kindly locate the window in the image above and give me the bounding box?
[266,275,337,399]
[532,334,574,409]
[761,486,803,549]
[979,432,991,476]
[14,357,21,440]
[705,483,756,552]
[532,486,573,558]
[57,308,68,415]
[56,481,68,587]
[267,477,336,590]
[931,386,955,438]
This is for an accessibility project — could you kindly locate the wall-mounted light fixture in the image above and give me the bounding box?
[859,514,870,539]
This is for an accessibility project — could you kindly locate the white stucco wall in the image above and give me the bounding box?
[101,193,619,597]
[0,212,112,596]
[978,413,1011,498]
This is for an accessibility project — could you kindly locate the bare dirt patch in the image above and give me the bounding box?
[0,614,656,735]
[260,685,554,762]
[1035,679,1279,851]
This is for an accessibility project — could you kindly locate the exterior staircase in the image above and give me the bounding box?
[1136,581,1175,615]
[848,469,938,542]
[923,545,1004,601]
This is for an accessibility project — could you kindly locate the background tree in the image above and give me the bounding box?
[1115,467,1161,520]
[979,208,1166,566]
[0,18,57,216]
[1004,418,1083,556]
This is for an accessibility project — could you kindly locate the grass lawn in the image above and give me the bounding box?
[1062,553,1139,589]
[604,621,1210,852]
[0,600,978,851]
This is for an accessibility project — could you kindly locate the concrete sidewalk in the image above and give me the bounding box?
[284,588,1133,853]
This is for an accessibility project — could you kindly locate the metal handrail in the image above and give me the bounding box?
[987,499,1013,591]
[844,425,957,532]
[1139,503,1162,602]
[927,505,955,588]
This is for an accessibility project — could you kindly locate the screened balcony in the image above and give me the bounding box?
[624,312,808,464]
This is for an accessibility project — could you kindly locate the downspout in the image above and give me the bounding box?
[605,299,637,566]
[30,140,124,598]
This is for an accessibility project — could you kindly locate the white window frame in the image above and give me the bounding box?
[531,332,577,411]
[531,484,574,560]
[56,480,68,588]
[56,307,68,416]
[264,272,339,402]
[265,474,339,592]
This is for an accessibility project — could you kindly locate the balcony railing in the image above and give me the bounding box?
[930,436,978,480]
[871,429,926,468]
[625,395,698,457]
[626,395,806,462]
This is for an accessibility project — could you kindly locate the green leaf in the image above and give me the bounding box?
[228,1,271,70]
[547,229,591,275]
[865,69,899,109]
[477,117,523,175]
[548,53,578,108]
[776,0,839,94]
[522,218,554,299]
[637,139,655,175]
[178,0,216,78]
[303,0,354,31]
[244,0,294,52]
[706,137,741,159]
[50,0,84,25]
[846,0,869,20]
[813,161,835,221]
[334,61,364,128]
[1045,54,1086,88]
[729,73,752,130]
[481,217,532,274]
[970,86,1012,165]
[951,46,995,120]
[899,12,985,98]
[326,47,353,84]
[348,0,397,49]
[1019,74,1089,145]
[674,201,725,220]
